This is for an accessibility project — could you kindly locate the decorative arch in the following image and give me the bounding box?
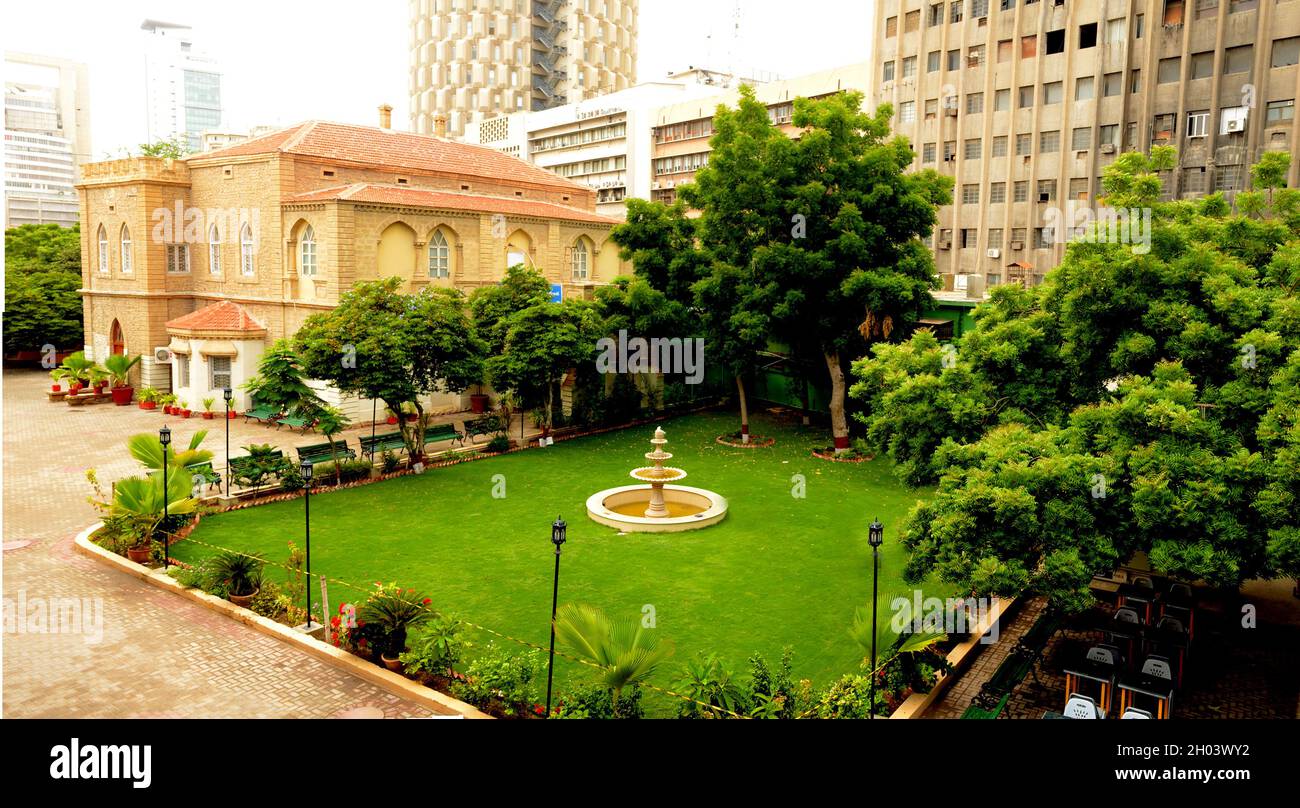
[110,320,125,356]
[299,224,318,276]
[426,223,459,279]
[208,223,222,275]
[377,221,418,280]
[119,224,133,273]
[505,228,536,270]
[570,235,594,281]
[239,222,256,275]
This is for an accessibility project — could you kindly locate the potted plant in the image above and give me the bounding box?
[401,402,419,423]
[227,398,239,420]
[60,351,96,395]
[139,387,159,410]
[103,353,142,406]
[469,388,490,414]
[179,399,192,418]
[358,582,435,671]
[89,365,110,394]
[385,406,400,426]
[49,367,71,393]
[203,550,265,608]
[160,394,177,414]
[202,397,216,420]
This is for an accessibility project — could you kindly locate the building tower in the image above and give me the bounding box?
[142,19,224,152]
[874,0,1300,290]
[409,0,639,138]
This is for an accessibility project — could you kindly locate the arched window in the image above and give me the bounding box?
[300,225,317,276]
[571,239,589,281]
[208,224,222,275]
[240,223,255,275]
[119,225,132,273]
[97,225,108,273]
[428,229,450,278]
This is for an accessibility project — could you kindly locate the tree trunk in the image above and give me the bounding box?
[735,375,750,443]
[824,351,850,452]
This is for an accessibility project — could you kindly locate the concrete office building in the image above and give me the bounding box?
[4,51,91,228]
[142,20,224,153]
[874,0,1300,290]
[409,0,638,139]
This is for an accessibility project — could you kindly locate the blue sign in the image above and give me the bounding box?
[549,283,563,303]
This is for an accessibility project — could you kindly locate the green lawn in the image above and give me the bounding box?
[178,411,941,714]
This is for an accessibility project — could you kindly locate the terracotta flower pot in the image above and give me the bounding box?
[181,409,192,418]
[141,400,157,410]
[229,589,258,609]
[111,386,134,406]
[470,393,489,413]
[51,384,62,393]
[202,412,214,420]
[126,546,151,564]
[227,410,238,420]
[386,416,399,425]
[381,654,404,672]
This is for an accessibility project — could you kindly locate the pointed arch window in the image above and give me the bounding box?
[428,230,451,278]
[97,225,108,273]
[208,224,222,275]
[300,225,317,276]
[571,239,589,281]
[240,223,255,275]
[119,225,133,273]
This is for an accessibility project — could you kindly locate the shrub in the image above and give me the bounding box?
[552,683,645,720]
[202,550,265,597]
[451,643,546,717]
[356,582,435,659]
[399,615,468,679]
[250,581,288,621]
[381,451,399,474]
[485,435,511,454]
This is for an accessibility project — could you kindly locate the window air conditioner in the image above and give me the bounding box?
[1100,143,1116,154]
[1011,240,1024,250]
[153,347,173,364]
[987,248,1001,259]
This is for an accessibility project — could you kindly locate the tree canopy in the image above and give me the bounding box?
[4,223,84,355]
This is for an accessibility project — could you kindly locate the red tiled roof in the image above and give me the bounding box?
[166,301,266,333]
[286,183,621,225]
[193,121,588,194]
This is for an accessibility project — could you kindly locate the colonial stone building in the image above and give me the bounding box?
[76,118,627,415]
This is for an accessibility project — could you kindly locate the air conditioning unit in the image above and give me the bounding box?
[937,239,952,250]
[1010,240,1024,250]
[153,347,173,364]
[1039,192,1051,202]
[651,181,660,190]
[945,106,958,117]
[1226,118,1244,133]
[944,154,956,162]
[987,248,1001,259]
[1100,143,1116,154]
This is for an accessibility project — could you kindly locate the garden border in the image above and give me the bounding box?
[73,521,491,720]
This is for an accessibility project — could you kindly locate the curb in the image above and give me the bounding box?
[74,522,491,720]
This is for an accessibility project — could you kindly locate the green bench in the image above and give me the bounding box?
[243,405,278,424]
[274,413,316,433]
[464,415,502,444]
[359,431,409,459]
[297,441,356,467]
[424,422,464,447]
[185,462,222,491]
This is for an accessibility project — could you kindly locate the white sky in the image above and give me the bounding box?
[2,0,875,157]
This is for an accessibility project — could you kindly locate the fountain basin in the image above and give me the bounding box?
[586,485,729,533]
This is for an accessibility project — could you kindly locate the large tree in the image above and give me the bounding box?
[295,278,484,459]
[3,223,84,356]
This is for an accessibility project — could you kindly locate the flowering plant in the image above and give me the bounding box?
[357,581,436,659]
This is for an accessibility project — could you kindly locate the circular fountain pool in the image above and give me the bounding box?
[585,427,729,533]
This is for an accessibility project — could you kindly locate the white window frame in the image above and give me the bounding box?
[1187,111,1209,138]
[97,225,108,273]
[240,223,255,276]
[120,225,132,274]
[209,224,222,275]
[571,240,589,281]
[209,355,232,390]
[177,354,191,388]
[429,229,451,278]
[300,225,317,276]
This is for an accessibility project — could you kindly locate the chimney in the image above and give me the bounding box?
[378,104,393,129]
[433,113,448,139]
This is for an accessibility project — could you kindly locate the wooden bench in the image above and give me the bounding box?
[464,415,502,444]
[424,422,464,447]
[359,431,408,459]
[296,441,356,467]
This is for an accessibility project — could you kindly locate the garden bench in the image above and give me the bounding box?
[463,415,502,444]
[243,405,278,424]
[424,422,465,447]
[185,462,222,491]
[274,413,317,433]
[359,431,409,459]
[297,441,356,467]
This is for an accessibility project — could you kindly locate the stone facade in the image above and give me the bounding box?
[76,120,628,416]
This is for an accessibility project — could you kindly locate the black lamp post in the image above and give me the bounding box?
[545,515,567,716]
[222,387,233,496]
[159,426,172,569]
[868,518,884,719]
[301,460,314,628]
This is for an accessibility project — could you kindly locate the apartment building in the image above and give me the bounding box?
[874,0,1300,289]
[4,51,91,228]
[142,20,224,152]
[465,72,751,216]
[76,116,627,416]
[648,62,873,205]
[409,0,638,139]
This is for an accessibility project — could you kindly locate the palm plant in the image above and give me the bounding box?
[102,353,142,387]
[60,351,96,388]
[358,583,436,659]
[109,467,199,548]
[554,604,673,706]
[127,430,213,470]
[201,550,265,597]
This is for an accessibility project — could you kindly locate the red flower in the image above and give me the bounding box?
[533,704,545,716]
[422,598,432,606]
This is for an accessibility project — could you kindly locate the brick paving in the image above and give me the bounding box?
[1004,596,1300,719]
[2,368,441,718]
[925,598,1046,719]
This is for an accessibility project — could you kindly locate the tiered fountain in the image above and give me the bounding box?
[586,427,728,533]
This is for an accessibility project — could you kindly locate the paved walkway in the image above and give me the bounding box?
[925,598,1046,719]
[2,369,441,718]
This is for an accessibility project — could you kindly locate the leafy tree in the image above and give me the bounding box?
[137,135,190,159]
[3,223,83,355]
[611,198,711,303]
[468,263,552,356]
[242,340,324,417]
[295,278,484,458]
[310,406,352,485]
[484,300,601,430]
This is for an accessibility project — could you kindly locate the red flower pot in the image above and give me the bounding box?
[69,384,84,395]
[141,401,157,410]
[470,393,489,413]
[227,410,238,420]
[181,409,192,418]
[386,416,399,425]
[202,412,214,420]
[51,384,62,393]
[110,386,134,406]
[126,546,151,564]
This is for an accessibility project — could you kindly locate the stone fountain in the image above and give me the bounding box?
[586,427,728,533]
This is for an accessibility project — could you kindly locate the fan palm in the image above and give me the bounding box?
[102,353,142,387]
[554,604,673,705]
[127,430,213,470]
[849,592,947,672]
[59,351,97,386]
[110,467,199,546]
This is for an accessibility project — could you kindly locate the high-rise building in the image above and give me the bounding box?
[874,0,1300,291]
[409,0,639,139]
[142,19,223,153]
[4,51,91,228]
